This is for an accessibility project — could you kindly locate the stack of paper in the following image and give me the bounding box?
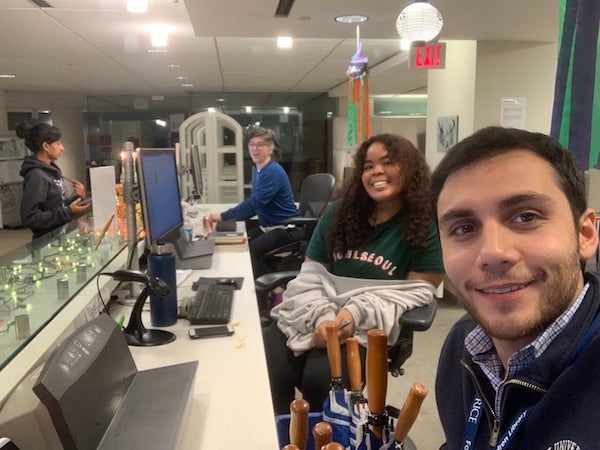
[206,231,248,251]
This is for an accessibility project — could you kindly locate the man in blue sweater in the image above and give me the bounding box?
[207,127,302,280]
[430,126,600,449]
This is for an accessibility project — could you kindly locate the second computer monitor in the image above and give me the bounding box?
[189,144,204,201]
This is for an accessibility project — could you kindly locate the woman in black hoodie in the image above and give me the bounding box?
[17,123,90,238]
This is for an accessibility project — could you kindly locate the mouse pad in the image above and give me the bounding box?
[192,277,244,291]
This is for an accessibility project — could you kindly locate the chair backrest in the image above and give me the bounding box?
[298,173,335,218]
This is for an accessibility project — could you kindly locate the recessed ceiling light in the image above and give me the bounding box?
[180,83,194,87]
[165,64,181,69]
[174,76,188,80]
[335,14,368,24]
[143,24,172,47]
[0,74,16,79]
[147,48,167,53]
[277,36,293,48]
[216,98,226,102]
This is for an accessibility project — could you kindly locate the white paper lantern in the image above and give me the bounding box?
[396,1,444,43]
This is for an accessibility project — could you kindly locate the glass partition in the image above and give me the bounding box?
[0,218,127,371]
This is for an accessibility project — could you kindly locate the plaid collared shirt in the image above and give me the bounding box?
[465,283,590,414]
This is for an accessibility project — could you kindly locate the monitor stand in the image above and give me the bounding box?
[165,228,215,270]
[33,314,197,450]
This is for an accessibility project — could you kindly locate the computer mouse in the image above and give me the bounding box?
[214,278,237,286]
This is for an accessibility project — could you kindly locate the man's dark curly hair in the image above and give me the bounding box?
[328,134,433,255]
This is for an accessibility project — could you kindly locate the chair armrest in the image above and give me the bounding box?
[262,240,306,258]
[399,301,437,332]
[255,271,299,293]
[284,216,319,226]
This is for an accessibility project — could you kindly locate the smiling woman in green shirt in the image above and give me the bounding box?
[264,133,445,414]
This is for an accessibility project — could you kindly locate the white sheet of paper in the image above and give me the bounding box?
[500,97,527,128]
[89,166,117,233]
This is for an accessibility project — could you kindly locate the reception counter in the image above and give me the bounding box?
[0,214,279,449]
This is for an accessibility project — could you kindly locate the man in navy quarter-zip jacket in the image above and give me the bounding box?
[430,126,600,450]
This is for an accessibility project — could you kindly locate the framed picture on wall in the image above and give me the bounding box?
[437,115,458,152]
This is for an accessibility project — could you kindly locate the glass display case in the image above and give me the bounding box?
[0,219,127,372]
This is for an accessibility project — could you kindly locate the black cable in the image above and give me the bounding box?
[125,232,145,270]
[96,272,112,313]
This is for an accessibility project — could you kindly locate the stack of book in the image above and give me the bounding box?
[206,231,248,252]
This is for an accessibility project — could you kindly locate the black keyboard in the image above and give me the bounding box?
[186,283,235,325]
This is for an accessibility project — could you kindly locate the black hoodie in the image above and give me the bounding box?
[19,156,73,238]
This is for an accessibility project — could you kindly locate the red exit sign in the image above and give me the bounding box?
[411,42,446,69]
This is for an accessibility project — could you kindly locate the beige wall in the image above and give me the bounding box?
[426,40,478,170]
[50,106,87,185]
[424,39,557,171]
[474,41,557,133]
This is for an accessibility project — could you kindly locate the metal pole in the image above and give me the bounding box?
[122,141,140,299]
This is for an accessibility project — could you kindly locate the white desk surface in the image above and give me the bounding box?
[0,210,280,449]
[114,229,279,449]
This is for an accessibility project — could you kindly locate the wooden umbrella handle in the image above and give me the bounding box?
[394,383,428,443]
[312,421,332,450]
[366,329,388,438]
[346,337,362,392]
[289,399,310,450]
[326,324,342,380]
[322,443,344,450]
[282,446,299,450]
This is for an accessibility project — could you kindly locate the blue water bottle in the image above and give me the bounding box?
[148,242,178,327]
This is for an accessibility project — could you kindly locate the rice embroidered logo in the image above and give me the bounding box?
[546,441,581,450]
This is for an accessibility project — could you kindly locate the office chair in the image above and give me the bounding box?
[262,173,336,272]
[255,270,437,377]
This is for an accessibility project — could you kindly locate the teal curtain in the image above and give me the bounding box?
[551,0,600,169]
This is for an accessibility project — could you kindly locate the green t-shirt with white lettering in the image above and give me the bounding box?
[306,201,444,280]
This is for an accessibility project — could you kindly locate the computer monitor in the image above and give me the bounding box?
[189,144,204,201]
[136,148,183,247]
[136,147,214,269]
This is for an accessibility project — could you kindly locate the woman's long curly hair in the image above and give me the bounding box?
[328,134,433,255]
